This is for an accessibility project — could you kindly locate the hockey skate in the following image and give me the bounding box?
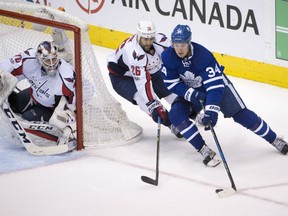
[198,144,221,167]
[271,137,288,155]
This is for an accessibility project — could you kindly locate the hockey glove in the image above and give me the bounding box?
[184,88,206,106]
[0,70,18,107]
[147,99,171,126]
[201,105,220,130]
[0,75,2,90]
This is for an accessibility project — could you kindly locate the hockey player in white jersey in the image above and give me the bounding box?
[107,20,180,136]
[0,41,77,151]
[161,24,288,166]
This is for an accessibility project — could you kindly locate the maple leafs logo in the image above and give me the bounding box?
[180,71,202,88]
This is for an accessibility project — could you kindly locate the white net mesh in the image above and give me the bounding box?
[0,2,142,148]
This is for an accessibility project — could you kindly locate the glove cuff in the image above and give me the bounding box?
[184,88,195,101]
[205,105,220,113]
[146,99,161,114]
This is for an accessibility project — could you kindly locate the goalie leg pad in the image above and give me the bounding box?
[57,126,76,150]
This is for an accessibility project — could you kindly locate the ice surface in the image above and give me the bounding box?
[0,45,287,216]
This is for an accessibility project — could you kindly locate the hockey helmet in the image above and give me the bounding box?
[36,41,59,76]
[137,20,156,39]
[171,25,192,43]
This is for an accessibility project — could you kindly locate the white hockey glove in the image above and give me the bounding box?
[49,96,77,145]
[0,70,18,106]
[0,75,2,90]
[52,28,73,64]
[49,96,76,129]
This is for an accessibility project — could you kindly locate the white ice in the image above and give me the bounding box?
[0,45,288,216]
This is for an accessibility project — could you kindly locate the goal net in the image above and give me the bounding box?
[0,2,142,150]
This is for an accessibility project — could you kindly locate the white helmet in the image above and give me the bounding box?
[36,41,59,76]
[137,20,156,39]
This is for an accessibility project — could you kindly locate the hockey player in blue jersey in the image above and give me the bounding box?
[161,24,288,167]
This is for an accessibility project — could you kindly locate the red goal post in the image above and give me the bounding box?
[0,2,142,150]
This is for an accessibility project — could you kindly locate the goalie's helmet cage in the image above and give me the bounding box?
[171,24,192,44]
[36,41,59,76]
[0,2,143,150]
[137,20,156,39]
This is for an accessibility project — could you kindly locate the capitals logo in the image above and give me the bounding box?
[76,0,105,14]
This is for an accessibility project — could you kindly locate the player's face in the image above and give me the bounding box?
[139,37,154,52]
[173,42,190,58]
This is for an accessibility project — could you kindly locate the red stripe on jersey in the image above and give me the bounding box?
[11,67,23,76]
[62,84,74,104]
[145,67,154,101]
[11,57,28,76]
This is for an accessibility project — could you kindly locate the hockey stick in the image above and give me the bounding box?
[208,125,237,198]
[201,102,236,197]
[141,116,161,186]
[1,101,75,155]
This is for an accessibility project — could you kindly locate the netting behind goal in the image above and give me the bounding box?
[0,2,142,149]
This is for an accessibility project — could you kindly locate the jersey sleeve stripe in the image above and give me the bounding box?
[206,84,225,91]
[163,78,181,83]
[203,76,223,85]
[166,82,179,90]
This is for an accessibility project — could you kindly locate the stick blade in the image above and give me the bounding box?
[215,188,236,198]
[141,176,158,186]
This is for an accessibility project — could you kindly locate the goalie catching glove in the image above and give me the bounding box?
[49,96,76,145]
[146,99,171,126]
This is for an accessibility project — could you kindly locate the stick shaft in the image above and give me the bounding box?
[155,116,161,183]
[210,125,237,191]
[141,116,161,186]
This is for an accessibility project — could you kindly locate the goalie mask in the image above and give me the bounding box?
[36,41,59,76]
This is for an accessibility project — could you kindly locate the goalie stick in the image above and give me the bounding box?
[141,116,161,186]
[1,101,75,155]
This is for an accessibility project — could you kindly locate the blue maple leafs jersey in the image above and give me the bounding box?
[161,42,226,106]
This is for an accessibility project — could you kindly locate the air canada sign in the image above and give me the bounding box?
[110,0,259,35]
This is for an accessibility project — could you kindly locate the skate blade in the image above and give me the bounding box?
[207,158,221,167]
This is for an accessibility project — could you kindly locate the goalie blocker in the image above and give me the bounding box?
[0,70,18,107]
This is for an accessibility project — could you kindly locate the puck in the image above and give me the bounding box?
[215,188,223,193]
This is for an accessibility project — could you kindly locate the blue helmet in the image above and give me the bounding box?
[171,25,192,43]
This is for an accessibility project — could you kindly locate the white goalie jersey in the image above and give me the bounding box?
[0,48,76,109]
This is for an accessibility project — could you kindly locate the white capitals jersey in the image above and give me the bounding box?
[107,33,170,104]
[0,48,76,108]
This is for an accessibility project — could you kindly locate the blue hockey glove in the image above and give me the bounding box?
[201,105,220,130]
[184,88,206,106]
[147,100,171,127]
